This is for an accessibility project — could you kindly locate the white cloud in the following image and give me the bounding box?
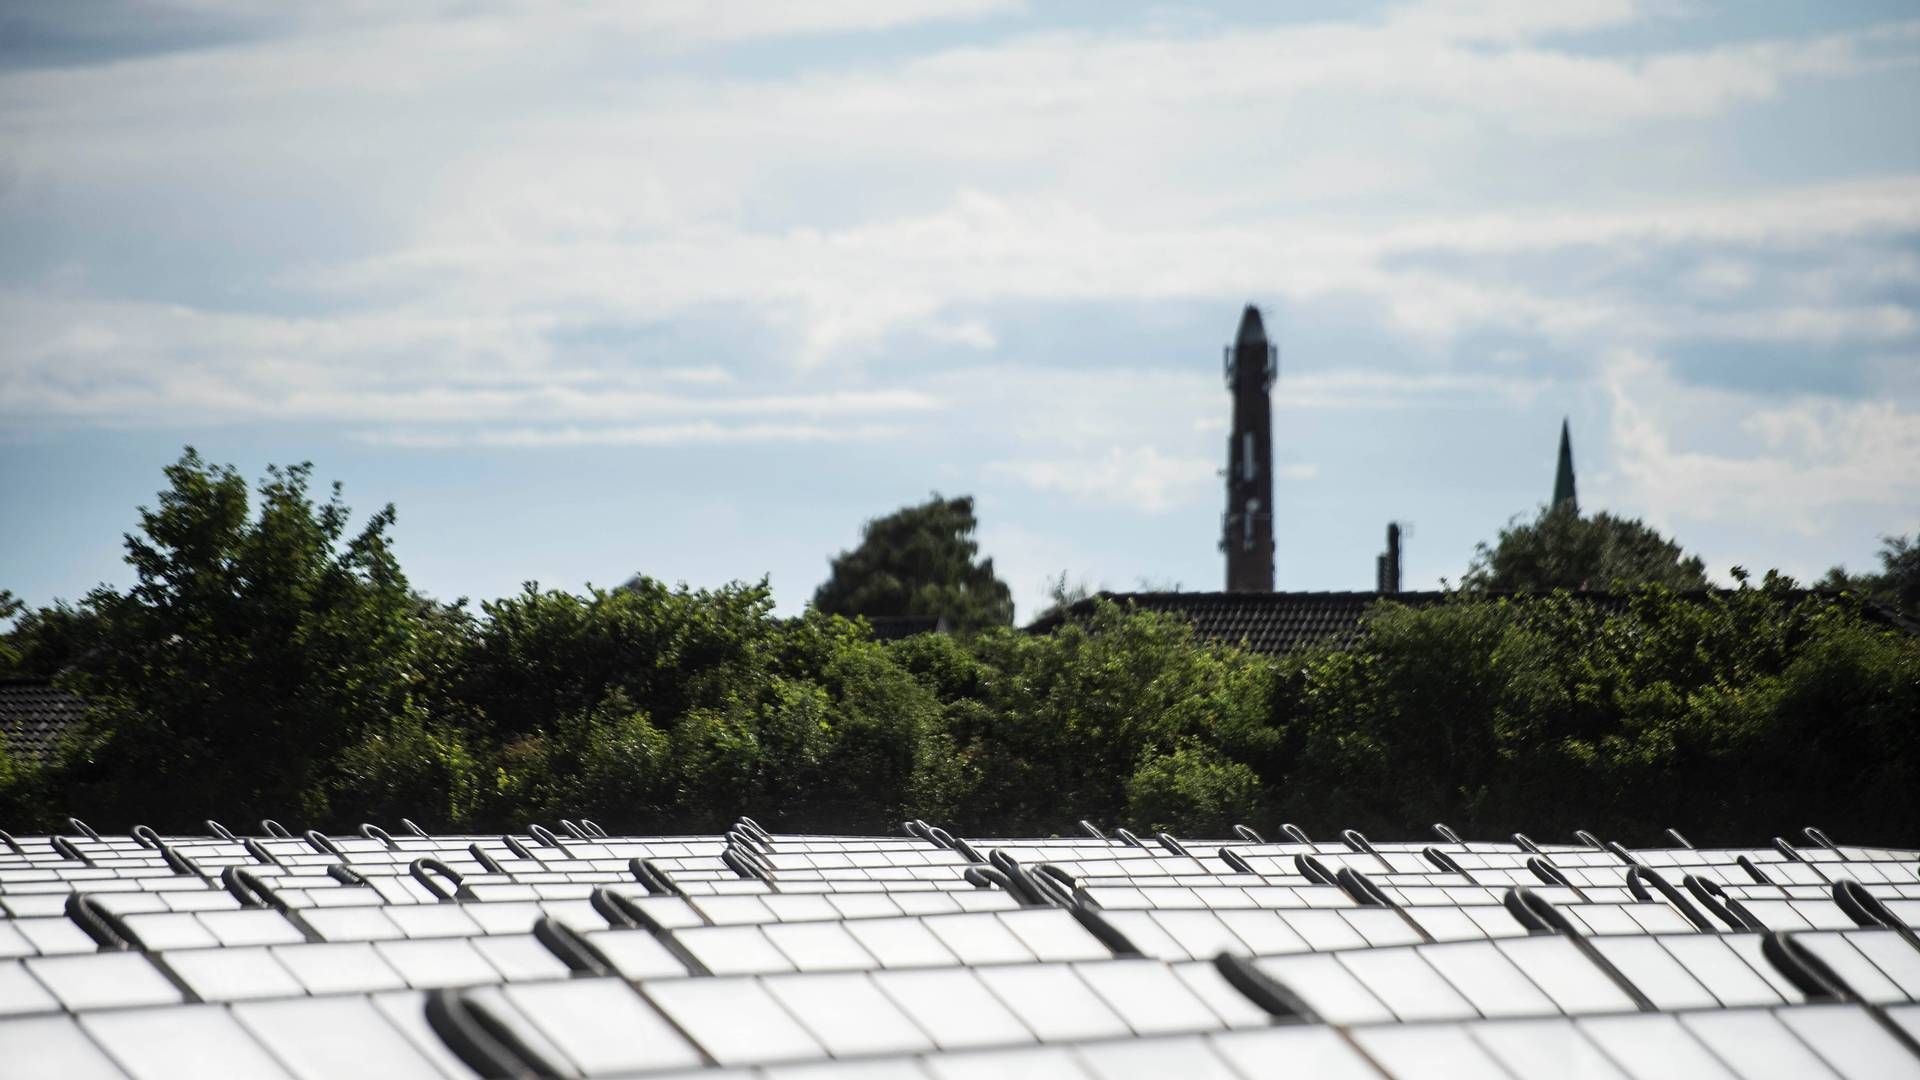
[353,421,902,449]
[1603,351,1920,535]
[988,445,1216,513]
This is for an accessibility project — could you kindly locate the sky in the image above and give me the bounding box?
[2,0,1918,622]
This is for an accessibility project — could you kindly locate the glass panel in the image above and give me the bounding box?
[0,923,34,960]
[763,971,935,1056]
[1167,960,1271,1029]
[872,968,1035,1050]
[1281,910,1366,951]
[677,925,796,975]
[585,928,688,980]
[198,909,306,947]
[762,895,839,923]
[1657,935,1783,1007]
[1419,940,1557,1018]
[1469,1017,1627,1079]
[1845,930,1920,998]
[298,907,404,942]
[1724,934,1808,1004]
[1337,948,1477,1022]
[1099,912,1188,961]
[845,918,959,969]
[629,896,705,929]
[1251,954,1393,1024]
[1622,904,1695,934]
[121,912,218,951]
[1208,1026,1383,1080]
[1149,911,1248,960]
[1462,906,1529,938]
[0,1014,129,1079]
[695,896,775,926]
[975,964,1131,1042]
[642,975,824,1066]
[1577,1014,1737,1080]
[1793,934,1905,1003]
[271,941,407,995]
[0,959,60,1016]
[463,901,543,936]
[1213,910,1309,955]
[828,895,902,920]
[1349,1022,1512,1080]
[372,938,500,989]
[233,996,447,1080]
[1494,937,1637,1015]
[1073,959,1223,1036]
[1073,1034,1242,1080]
[922,913,1035,966]
[1341,909,1425,948]
[765,1059,931,1080]
[158,946,304,1002]
[999,910,1109,963]
[1678,1009,1840,1080]
[922,1045,1093,1080]
[384,905,480,940]
[1776,1004,1920,1080]
[27,953,184,1011]
[82,1004,294,1080]
[1405,907,1486,943]
[372,990,489,1080]
[505,977,704,1075]
[470,934,571,981]
[1588,936,1718,1010]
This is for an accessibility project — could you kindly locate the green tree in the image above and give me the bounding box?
[813,495,1014,633]
[1820,533,1920,616]
[45,449,449,829]
[1463,503,1708,592]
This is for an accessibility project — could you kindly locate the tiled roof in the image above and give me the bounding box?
[0,678,86,765]
[1029,589,1920,656]
[0,817,1915,1076]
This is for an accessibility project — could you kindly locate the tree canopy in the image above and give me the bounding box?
[4,450,1916,846]
[1821,533,1920,616]
[811,495,1014,632]
[1463,503,1708,592]
[23,449,434,827]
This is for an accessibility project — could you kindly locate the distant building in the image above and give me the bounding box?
[0,678,85,766]
[1028,588,1919,657]
[1554,418,1578,513]
[1221,306,1277,592]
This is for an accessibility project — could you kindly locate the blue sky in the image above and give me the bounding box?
[3,0,1917,621]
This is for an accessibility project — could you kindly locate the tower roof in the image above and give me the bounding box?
[1553,418,1578,514]
[1235,304,1267,346]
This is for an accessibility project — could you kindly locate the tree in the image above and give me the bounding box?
[813,495,1014,633]
[47,449,444,828]
[1820,533,1920,616]
[1462,503,1707,592]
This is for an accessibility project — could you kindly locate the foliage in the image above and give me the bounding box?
[9,449,438,830]
[3,451,1916,845]
[1270,578,1920,845]
[1820,533,1920,616]
[1463,503,1708,592]
[1029,571,1096,624]
[812,495,1014,633]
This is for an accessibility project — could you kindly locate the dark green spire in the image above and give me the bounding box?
[1552,418,1577,514]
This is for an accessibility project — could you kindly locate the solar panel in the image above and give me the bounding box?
[0,821,1916,1077]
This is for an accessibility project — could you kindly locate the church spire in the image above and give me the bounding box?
[1553,418,1578,514]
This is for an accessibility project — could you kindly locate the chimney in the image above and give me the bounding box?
[1376,522,1402,594]
[1221,305,1277,592]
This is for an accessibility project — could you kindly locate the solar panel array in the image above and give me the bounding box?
[2,816,1918,1078]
